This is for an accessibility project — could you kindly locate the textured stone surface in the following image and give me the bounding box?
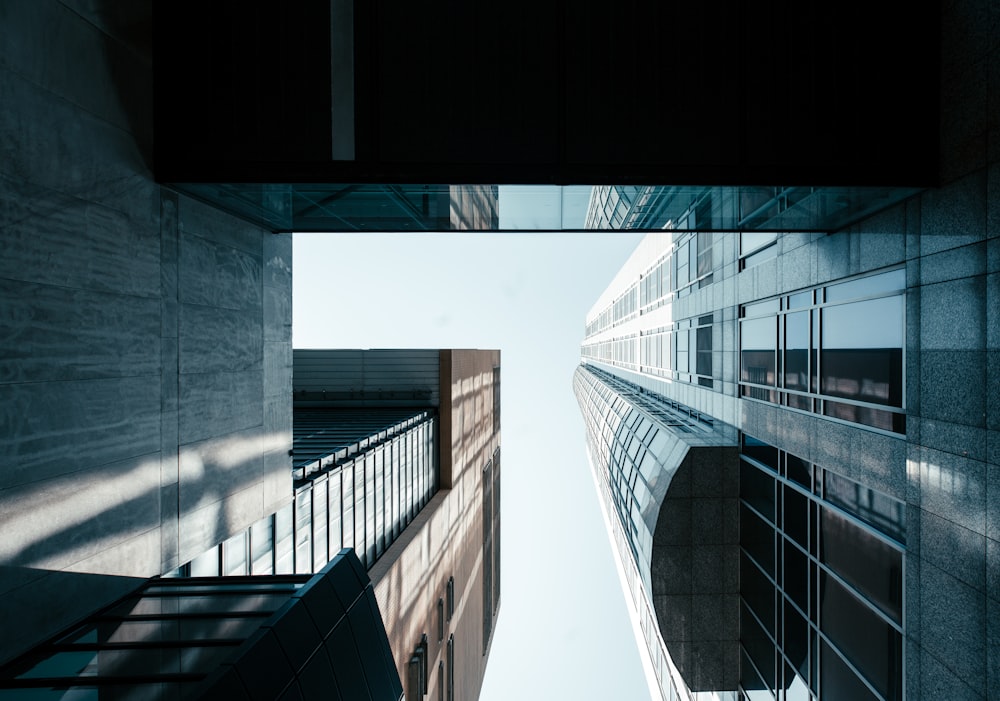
[920,508,986,591]
[919,276,986,350]
[919,350,986,427]
[920,562,987,695]
[918,446,987,534]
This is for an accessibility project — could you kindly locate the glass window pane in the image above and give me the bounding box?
[820,572,902,700]
[741,317,777,386]
[784,311,809,391]
[825,269,905,303]
[820,506,903,623]
[741,460,776,522]
[742,504,776,578]
[821,297,903,407]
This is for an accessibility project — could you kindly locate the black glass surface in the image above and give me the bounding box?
[820,507,903,623]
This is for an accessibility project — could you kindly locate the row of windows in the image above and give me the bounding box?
[180,419,437,578]
[739,268,906,434]
[739,435,904,701]
[582,313,715,390]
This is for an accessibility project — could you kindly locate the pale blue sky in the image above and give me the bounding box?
[293,211,653,699]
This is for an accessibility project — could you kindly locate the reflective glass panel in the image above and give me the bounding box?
[821,296,903,407]
[741,317,777,386]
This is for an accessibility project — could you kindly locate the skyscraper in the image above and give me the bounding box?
[576,204,993,700]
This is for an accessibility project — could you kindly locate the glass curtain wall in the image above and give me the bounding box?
[739,435,904,701]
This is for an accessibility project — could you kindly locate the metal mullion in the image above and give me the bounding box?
[0,674,205,688]
[91,611,275,623]
[49,639,244,652]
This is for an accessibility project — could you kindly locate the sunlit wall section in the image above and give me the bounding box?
[174,409,438,577]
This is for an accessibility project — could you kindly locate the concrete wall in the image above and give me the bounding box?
[0,1,292,665]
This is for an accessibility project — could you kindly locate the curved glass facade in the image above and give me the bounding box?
[574,364,739,701]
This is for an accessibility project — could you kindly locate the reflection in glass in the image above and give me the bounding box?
[820,297,903,407]
[820,572,901,701]
[784,311,809,391]
[820,507,903,623]
[741,317,777,388]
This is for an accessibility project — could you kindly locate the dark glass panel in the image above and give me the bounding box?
[742,435,779,472]
[820,639,880,701]
[741,648,771,697]
[783,485,809,550]
[742,603,776,690]
[741,459,777,522]
[742,504,777,583]
[785,455,811,490]
[820,572,902,700]
[784,311,809,391]
[783,539,809,617]
[741,551,777,638]
[824,471,906,543]
[741,317,777,386]
[783,598,810,682]
[820,296,903,407]
[785,393,810,410]
[820,506,903,623]
[696,325,712,377]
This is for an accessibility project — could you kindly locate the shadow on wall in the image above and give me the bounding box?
[91,0,155,170]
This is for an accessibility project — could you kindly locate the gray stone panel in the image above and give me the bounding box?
[988,350,1000,431]
[920,241,987,286]
[988,272,999,349]
[919,172,988,254]
[178,304,263,375]
[0,453,161,571]
[920,561,987,695]
[988,598,1000,698]
[918,446,987,535]
[918,646,985,701]
[848,425,908,500]
[919,350,986,427]
[988,461,1000,542]
[917,417,988,463]
[178,232,263,311]
[0,176,160,297]
[0,279,160,383]
[988,537,1000,602]
[0,376,160,488]
[178,370,263,444]
[919,275,986,350]
[920,508,986,592]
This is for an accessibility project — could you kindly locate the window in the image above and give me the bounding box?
[437,598,444,642]
[739,435,905,701]
[739,269,905,433]
[446,577,454,621]
[447,634,455,701]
